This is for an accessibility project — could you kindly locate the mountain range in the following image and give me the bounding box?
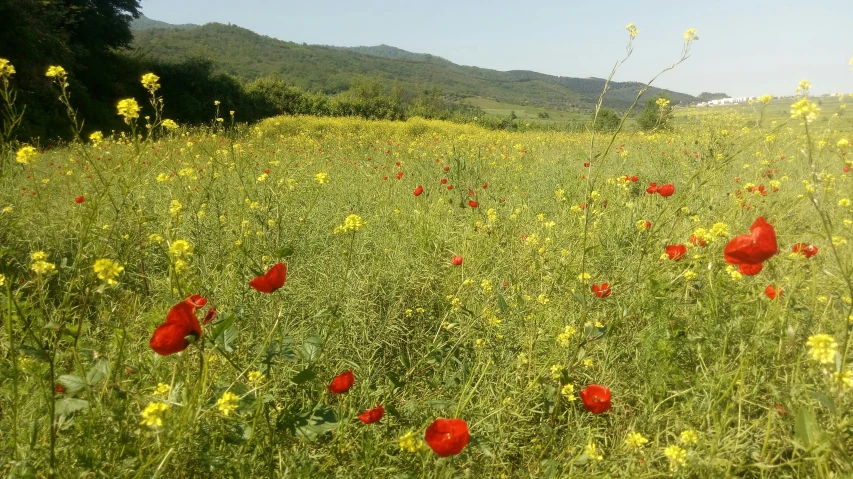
[130,15,699,113]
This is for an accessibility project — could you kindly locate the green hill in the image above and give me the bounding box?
[131,14,198,31]
[131,21,698,112]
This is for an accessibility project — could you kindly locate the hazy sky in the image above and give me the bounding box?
[138,0,853,97]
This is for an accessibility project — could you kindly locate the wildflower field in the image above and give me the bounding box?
[3,48,853,478]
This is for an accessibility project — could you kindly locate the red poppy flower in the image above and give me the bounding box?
[690,234,706,247]
[629,175,639,182]
[149,295,208,355]
[482,183,488,189]
[591,282,612,298]
[738,263,763,275]
[443,166,450,171]
[579,384,611,414]
[656,184,675,197]
[55,384,65,393]
[583,162,590,167]
[468,200,479,208]
[724,217,778,266]
[792,243,818,258]
[327,370,354,394]
[447,185,453,190]
[666,244,687,261]
[74,195,85,203]
[424,418,470,457]
[441,178,448,184]
[358,404,385,424]
[414,185,423,196]
[646,182,658,194]
[396,171,404,180]
[249,263,287,293]
[452,255,463,266]
[765,284,782,299]
[203,307,217,325]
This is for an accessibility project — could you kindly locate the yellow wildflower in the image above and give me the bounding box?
[161,119,179,130]
[117,98,141,123]
[45,66,67,78]
[140,401,169,427]
[0,58,15,77]
[315,172,329,184]
[399,431,425,453]
[334,214,365,234]
[806,334,837,364]
[217,391,240,416]
[248,371,266,385]
[561,383,577,401]
[92,258,124,286]
[141,73,160,92]
[169,199,183,216]
[168,240,193,258]
[664,445,687,471]
[154,383,171,396]
[584,442,603,461]
[625,23,638,39]
[625,432,649,449]
[16,146,38,165]
[680,430,699,445]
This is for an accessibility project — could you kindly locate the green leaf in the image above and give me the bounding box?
[215,322,239,353]
[55,398,88,416]
[58,375,87,394]
[283,407,339,442]
[276,246,294,258]
[809,392,836,414]
[86,358,110,386]
[497,294,509,313]
[291,368,317,385]
[211,312,237,341]
[300,335,323,363]
[794,407,822,449]
[263,338,296,362]
[19,344,48,362]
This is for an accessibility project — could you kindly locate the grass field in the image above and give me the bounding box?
[2,67,853,478]
[461,96,589,124]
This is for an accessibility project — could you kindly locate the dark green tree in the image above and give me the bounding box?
[636,94,674,131]
[593,108,620,132]
[0,0,141,139]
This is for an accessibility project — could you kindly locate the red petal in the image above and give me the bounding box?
[249,263,287,293]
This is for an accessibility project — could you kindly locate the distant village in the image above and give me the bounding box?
[694,93,841,108]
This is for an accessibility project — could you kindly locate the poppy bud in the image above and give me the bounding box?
[452,256,463,266]
[413,185,423,196]
[74,195,85,203]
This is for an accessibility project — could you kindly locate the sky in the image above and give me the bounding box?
[138,0,853,98]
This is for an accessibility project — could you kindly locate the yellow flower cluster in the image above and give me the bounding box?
[141,73,160,92]
[585,442,603,461]
[16,146,38,165]
[334,214,365,234]
[625,432,649,449]
[0,58,15,77]
[758,94,773,105]
[45,66,67,78]
[556,325,576,347]
[683,28,698,42]
[0,273,6,287]
[30,251,56,276]
[248,371,266,385]
[680,429,699,445]
[89,131,104,145]
[93,258,124,286]
[560,383,577,401]
[790,97,820,123]
[806,334,837,364]
[161,119,179,130]
[656,98,671,109]
[664,445,687,471]
[315,172,329,184]
[398,431,426,453]
[117,98,141,123]
[140,401,169,427]
[155,383,171,396]
[168,240,193,258]
[625,23,638,39]
[217,391,240,416]
[169,199,183,216]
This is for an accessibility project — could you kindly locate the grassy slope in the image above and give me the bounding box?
[130,22,698,112]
